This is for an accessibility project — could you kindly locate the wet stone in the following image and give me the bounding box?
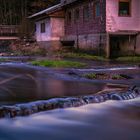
[56,99,73,108]
[16,104,33,116]
[2,106,20,118]
[110,94,123,100]
[96,95,105,102]
[0,107,4,118]
[126,92,134,99]
[133,87,140,95]
[68,71,78,76]
[94,96,101,103]
[67,98,85,107]
[129,86,137,91]
[0,85,140,118]
[34,101,45,111]
[82,96,95,104]
[102,94,111,100]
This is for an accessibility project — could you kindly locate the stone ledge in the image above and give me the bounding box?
[0,86,140,119]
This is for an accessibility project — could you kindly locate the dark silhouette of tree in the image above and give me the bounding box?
[0,0,60,25]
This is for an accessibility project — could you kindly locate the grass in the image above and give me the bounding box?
[0,58,8,62]
[84,73,97,79]
[84,73,128,80]
[116,56,140,62]
[31,60,86,68]
[60,52,108,61]
[112,74,123,80]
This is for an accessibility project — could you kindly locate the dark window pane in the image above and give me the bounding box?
[95,3,100,17]
[119,2,130,16]
[67,11,72,23]
[83,6,90,20]
[74,9,80,22]
[41,23,45,33]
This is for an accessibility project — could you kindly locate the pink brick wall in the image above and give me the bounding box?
[64,0,106,35]
[106,0,140,32]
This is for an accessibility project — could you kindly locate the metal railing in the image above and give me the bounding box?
[0,25,19,36]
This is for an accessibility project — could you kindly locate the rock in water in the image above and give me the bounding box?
[110,94,123,100]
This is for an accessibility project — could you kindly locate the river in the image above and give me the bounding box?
[0,97,139,140]
[0,61,139,140]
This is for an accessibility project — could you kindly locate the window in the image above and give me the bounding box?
[119,0,131,16]
[74,9,80,22]
[40,22,45,33]
[83,6,90,20]
[67,11,72,23]
[94,2,100,17]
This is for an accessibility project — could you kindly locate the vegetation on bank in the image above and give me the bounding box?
[31,60,86,68]
[83,73,133,80]
[10,39,47,56]
[59,52,108,61]
[0,58,8,62]
[116,56,140,62]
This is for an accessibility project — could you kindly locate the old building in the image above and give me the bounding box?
[29,0,140,58]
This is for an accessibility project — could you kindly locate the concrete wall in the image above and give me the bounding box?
[63,33,107,55]
[35,17,64,50]
[110,35,136,57]
[136,34,140,54]
[106,0,140,32]
[51,17,64,39]
[35,19,51,42]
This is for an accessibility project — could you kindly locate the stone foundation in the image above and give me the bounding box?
[38,40,62,52]
[62,33,107,56]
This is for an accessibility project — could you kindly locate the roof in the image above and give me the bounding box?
[28,3,62,19]
[61,0,77,5]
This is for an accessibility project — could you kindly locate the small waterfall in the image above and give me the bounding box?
[0,86,139,119]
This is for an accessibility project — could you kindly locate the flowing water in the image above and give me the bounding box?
[0,61,139,140]
[0,98,139,140]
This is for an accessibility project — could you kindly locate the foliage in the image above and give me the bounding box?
[112,74,123,80]
[31,60,86,68]
[60,52,108,61]
[84,73,97,79]
[11,40,47,56]
[84,73,127,80]
[0,0,60,25]
[116,56,140,62]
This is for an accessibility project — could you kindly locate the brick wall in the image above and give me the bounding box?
[64,0,106,35]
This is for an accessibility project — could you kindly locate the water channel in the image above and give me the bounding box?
[0,58,139,140]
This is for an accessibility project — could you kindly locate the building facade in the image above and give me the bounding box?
[29,0,140,58]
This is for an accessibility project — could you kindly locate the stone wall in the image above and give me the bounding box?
[37,40,62,52]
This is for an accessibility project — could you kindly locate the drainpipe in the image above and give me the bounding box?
[99,34,102,56]
[76,20,79,51]
[134,33,138,56]
[106,33,110,58]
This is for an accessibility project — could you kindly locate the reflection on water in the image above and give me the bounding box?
[0,98,139,140]
[0,63,140,105]
[0,64,106,105]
